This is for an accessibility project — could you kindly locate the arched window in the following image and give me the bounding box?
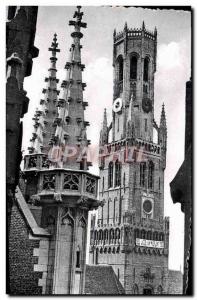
[76,246,81,268]
[118,55,124,81]
[115,160,121,187]
[98,230,103,241]
[131,82,137,100]
[94,230,98,241]
[109,229,114,242]
[123,172,126,192]
[133,284,139,294]
[95,248,99,264]
[108,162,113,188]
[115,228,120,240]
[141,229,146,239]
[157,285,163,294]
[104,229,108,241]
[144,57,149,81]
[134,229,140,239]
[147,231,152,240]
[148,161,154,189]
[153,231,158,240]
[140,162,146,187]
[130,56,137,80]
[159,233,164,241]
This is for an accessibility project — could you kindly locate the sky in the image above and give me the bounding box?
[22,6,191,272]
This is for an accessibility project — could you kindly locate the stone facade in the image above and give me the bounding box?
[6,6,39,294]
[6,6,39,219]
[89,22,182,295]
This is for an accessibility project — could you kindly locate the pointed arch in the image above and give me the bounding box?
[78,216,86,228]
[108,161,114,188]
[148,160,154,189]
[144,56,149,81]
[76,245,81,268]
[115,159,121,187]
[140,162,146,187]
[133,284,139,294]
[61,213,74,226]
[117,55,124,81]
[130,55,138,80]
[157,285,163,294]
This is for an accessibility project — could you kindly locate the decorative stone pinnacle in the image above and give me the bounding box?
[142,20,145,30]
[49,33,60,52]
[124,22,128,31]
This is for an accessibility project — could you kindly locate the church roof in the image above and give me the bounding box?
[85,265,125,295]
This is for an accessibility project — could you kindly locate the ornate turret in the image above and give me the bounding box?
[28,33,60,154]
[23,7,100,295]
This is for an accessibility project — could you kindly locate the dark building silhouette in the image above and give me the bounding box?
[170,78,192,295]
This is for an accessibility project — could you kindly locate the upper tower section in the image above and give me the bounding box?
[112,22,157,142]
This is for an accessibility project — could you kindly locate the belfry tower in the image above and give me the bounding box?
[23,7,100,294]
[89,23,169,294]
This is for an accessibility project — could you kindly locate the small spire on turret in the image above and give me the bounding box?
[103,108,107,127]
[154,26,157,37]
[124,22,128,31]
[142,20,145,30]
[100,108,108,146]
[160,103,167,128]
[113,28,116,38]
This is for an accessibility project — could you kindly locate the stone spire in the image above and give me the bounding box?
[142,20,145,30]
[159,103,167,163]
[100,108,108,145]
[160,103,167,129]
[52,6,90,169]
[28,33,60,154]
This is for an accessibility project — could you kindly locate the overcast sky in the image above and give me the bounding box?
[22,6,191,271]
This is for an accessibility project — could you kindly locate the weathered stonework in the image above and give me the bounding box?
[90,22,182,295]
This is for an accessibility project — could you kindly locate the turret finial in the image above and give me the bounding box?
[154,26,157,36]
[160,103,167,128]
[124,22,128,31]
[49,33,60,52]
[113,28,116,37]
[142,20,145,30]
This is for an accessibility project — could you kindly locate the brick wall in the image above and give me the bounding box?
[8,203,42,295]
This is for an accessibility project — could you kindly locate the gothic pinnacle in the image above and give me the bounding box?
[160,103,167,128]
[142,20,145,30]
[154,26,157,36]
[52,6,90,169]
[103,108,107,128]
[124,22,128,31]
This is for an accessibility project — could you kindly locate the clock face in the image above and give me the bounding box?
[142,98,152,113]
[143,199,153,214]
[113,98,122,113]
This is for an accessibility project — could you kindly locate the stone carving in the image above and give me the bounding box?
[64,172,80,190]
[28,156,37,168]
[29,194,40,205]
[43,174,56,190]
[140,267,155,283]
[86,176,96,194]
[54,193,62,202]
